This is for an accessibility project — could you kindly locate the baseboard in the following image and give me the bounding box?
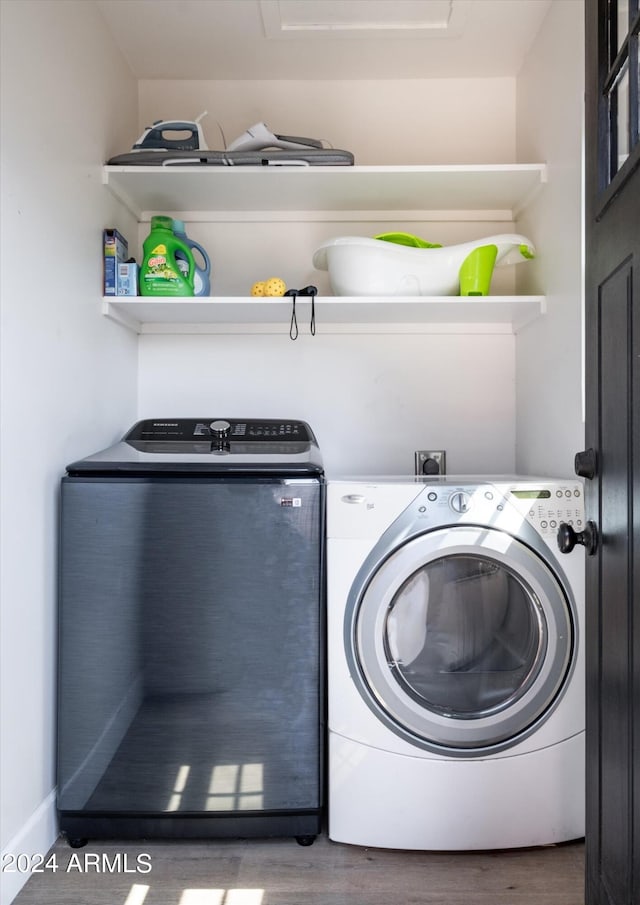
[1,789,58,905]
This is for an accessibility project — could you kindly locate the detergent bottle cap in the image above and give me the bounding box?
[173,219,186,233]
[150,215,173,231]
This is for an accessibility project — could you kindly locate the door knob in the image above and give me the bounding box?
[574,448,597,479]
[557,520,598,556]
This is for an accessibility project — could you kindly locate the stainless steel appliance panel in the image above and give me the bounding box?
[57,476,323,834]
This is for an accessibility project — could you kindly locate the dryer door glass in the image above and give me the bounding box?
[385,555,546,718]
[350,526,574,754]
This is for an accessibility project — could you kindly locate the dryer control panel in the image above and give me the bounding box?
[327,478,585,548]
[508,483,585,540]
[420,480,585,542]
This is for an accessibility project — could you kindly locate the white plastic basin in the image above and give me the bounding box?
[312,234,535,297]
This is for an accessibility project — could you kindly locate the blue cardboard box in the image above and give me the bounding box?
[116,262,138,296]
[103,228,130,295]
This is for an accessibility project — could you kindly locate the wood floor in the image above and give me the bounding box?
[12,834,584,905]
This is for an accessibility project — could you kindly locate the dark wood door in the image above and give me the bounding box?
[584,2,640,903]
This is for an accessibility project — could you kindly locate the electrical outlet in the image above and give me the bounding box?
[415,450,446,476]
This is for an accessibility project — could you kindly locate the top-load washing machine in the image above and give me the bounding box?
[327,476,585,850]
[57,418,325,846]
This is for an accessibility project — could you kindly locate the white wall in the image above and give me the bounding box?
[138,331,516,476]
[515,0,585,477]
[0,2,138,901]
[137,77,517,166]
[136,76,521,475]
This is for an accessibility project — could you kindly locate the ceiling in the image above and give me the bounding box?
[95,0,554,80]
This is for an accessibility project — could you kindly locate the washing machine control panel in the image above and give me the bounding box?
[69,419,324,476]
[127,418,311,440]
[124,418,315,453]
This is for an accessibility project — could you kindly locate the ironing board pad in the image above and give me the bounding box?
[107,148,354,166]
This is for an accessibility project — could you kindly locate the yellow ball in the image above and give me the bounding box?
[250,281,265,297]
[263,277,287,297]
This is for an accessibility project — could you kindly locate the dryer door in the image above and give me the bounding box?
[348,525,574,755]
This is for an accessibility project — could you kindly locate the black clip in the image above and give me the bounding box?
[284,286,318,340]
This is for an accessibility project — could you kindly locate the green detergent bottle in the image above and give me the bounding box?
[140,216,195,296]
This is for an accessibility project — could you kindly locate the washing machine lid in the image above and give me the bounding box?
[66,418,323,476]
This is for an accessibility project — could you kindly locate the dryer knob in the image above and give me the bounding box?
[450,491,472,513]
[209,419,231,438]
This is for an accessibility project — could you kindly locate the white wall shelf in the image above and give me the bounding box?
[103,163,547,221]
[103,295,545,335]
[103,163,546,333]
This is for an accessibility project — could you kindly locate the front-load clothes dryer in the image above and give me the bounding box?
[327,477,585,850]
[57,418,324,846]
